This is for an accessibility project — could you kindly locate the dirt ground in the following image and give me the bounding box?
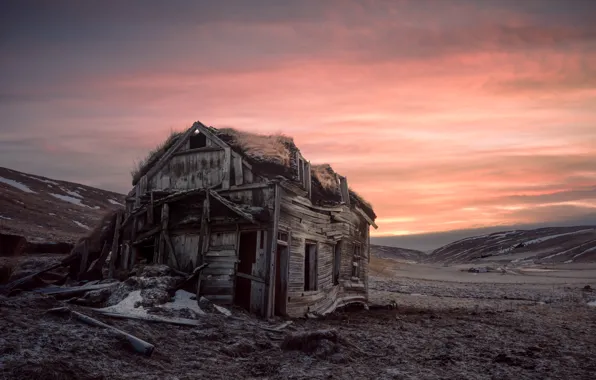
[1,256,596,380]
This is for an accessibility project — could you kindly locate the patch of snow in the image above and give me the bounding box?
[524,229,595,246]
[14,200,24,205]
[571,245,596,260]
[0,176,36,193]
[77,186,86,191]
[60,187,83,198]
[48,212,56,216]
[0,215,12,220]
[164,290,205,315]
[101,290,147,316]
[588,301,596,307]
[93,206,101,209]
[101,289,207,317]
[73,220,90,230]
[49,193,89,207]
[108,199,124,206]
[22,173,59,185]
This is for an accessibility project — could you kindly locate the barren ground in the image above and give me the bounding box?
[1,255,595,380]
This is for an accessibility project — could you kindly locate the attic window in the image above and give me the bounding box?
[189,133,207,149]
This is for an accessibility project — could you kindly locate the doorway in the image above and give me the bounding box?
[274,244,289,316]
[234,231,258,311]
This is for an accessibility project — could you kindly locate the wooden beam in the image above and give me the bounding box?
[236,272,266,284]
[222,147,231,190]
[339,176,350,205]
[233,153,243,186]
[305,161,312,199]
[129,216,138,268]
[354,206,378,229]
[172,146,223,156]
[147,192,154,225]
[208,190,257,224]
[131,225,161,246]
[78,238,89,277]
[266,183,281,318]
[89,241,109,274]
[108,212,122,278]
[194,122,230,149]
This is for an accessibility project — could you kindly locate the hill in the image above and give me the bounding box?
[370,244,424,263]
[0,167,124,254]
[426,226,596,265]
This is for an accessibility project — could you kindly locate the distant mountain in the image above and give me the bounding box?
[0,167,125,249]
[426,226,596,265]
[370,244,424,263]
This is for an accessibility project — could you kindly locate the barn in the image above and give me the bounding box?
[117,121,377,318]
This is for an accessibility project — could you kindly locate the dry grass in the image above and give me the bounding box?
[218,128,293,166]
[131,129,184,183]
[349,187,373,210]
[311,164,339,191]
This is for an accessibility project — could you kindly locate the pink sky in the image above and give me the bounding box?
[1,0,595,240]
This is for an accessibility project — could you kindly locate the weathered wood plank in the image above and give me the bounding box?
[222,147,231,190]
[78,239,89,276]
[172,146,222,156]
[339,176,350,205]
[108,212,122,278]
[354,206,378,229]
[233,154,243,186]
[237,271,266,284]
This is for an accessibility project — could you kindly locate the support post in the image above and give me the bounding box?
[108,212,123,278]
[265,183,281,318]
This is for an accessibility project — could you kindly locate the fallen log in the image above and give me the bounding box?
[93,310,203,327]
[48,307,154,356]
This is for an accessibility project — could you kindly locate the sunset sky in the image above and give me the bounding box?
[1,1,595,249]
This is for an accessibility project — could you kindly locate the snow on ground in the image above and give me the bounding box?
[524,229,595,246]
[571,245,596,260]
[0,176,36,193]
[588,300,596,307]
[49,193,89,207]
[108,199,124,206]
[101,290,147,316]
[164,290,206,315]
[0,215,12,220]
[48,212,56,216]
[100,289,208,316]
[61,188,83,198]
[73,221,90,230]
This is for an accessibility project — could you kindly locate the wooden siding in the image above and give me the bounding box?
[278,189,370,317]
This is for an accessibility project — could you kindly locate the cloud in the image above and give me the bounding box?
[0,0,595,236]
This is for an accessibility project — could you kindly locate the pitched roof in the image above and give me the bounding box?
[132,122,376,220]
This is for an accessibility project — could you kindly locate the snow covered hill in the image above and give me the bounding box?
[0,167,125,248]
[426,226,596,265]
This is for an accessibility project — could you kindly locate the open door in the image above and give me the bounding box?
[234,231,258,311]
[274,244,289,316]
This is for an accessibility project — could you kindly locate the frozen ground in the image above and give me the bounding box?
[1,256,595,379]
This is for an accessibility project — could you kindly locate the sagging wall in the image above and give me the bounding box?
[278,189,370,317]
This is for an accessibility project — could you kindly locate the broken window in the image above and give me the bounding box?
[189,132,207,149]
[278,231,289,243]
[351,243,362,279]
[333,241,341,285]
[304,242,317,291]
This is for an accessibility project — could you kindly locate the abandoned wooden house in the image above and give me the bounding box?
[116,121,377,318]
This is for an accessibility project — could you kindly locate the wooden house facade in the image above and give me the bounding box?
[118,121,377,318]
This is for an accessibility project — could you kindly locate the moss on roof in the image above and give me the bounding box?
[131,124,375,219]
